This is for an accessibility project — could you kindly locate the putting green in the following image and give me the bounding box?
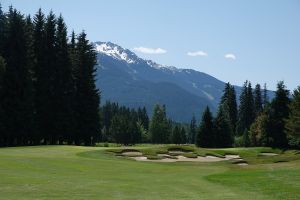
[0,145,299,199]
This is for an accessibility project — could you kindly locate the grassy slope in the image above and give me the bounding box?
[0,145,299,200]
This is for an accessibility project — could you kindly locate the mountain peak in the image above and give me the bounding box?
[94,41,139,64]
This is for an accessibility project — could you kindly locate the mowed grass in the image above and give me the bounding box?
[0,145,299,200]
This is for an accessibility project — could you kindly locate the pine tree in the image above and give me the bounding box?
[137,106,149,130]
[242,129,251,147]
[53,14,75,144]
[0,4,7,55]
[188,114,197,144]
[263,83,269,108]
[269,81,290,148]
[0,56,6,146]
[236,81,255,135]
[214,105,233,147]
[172,125,181,144]
[149,104,171,143]
[220,83,238,132]
[254,84,263,115]
[33,9,47,144]
[180,127,187,144]
[2,8,35,145]
[285,86,300,148]
[196,106,214,147]
[73,31,100,145]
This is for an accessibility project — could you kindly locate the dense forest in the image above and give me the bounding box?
[0,6,299,148]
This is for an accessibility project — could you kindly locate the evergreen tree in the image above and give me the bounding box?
[214,105,233,147]
[254,84,263,115]
[53,14,75,144]
[149,104,171,143]
[172,125,181,144]
[110,115,130,145]
[249,111,272,147]
[188,114,197,144]
[196,106,214,147]
[43,11,57,144]
[180,127,187,144]
[0,4,7,55]
[73,31,101,145]
[236,81,255,135]
[263,83,269,108]
[2,8,35,145]
[242,129,251,147]
[269,81,290,148]
[285,86,300,148]
[0,56,6,146]
[137,107,149,130]
[220,83,238,132]
[33,9,48,144]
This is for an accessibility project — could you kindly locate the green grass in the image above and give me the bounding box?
[0,145,299,199]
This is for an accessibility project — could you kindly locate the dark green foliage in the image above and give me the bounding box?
[73,32,100,145]
[110,115,131,145]
[242,129,251,147]
[171,126,186,144]
[0,56,6,146]
[220,82,238,133]
[254,84,263,115]
[1,8,35,146]
[149,104,171,143]
[285,86,300,148]
[137,107,149,130]
[263,83,269,108]
[172,125,181,144]
[196,106,214,147]
[236,81,255,135]
[53,15,75,144]
[268,81,290,148]
[100,101,147,143]
[0,7,102,146]
[249,110,272,147]
[188,114,197,144]
[0,4,7,55]
[214,105,233,148]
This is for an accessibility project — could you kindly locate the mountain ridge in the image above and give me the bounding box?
[93,41,271,122]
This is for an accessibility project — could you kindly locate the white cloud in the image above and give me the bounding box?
[224,53,236,60]
[132,47,167,54]
[187,51,208,57]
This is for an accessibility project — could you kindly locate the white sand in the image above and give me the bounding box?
[131,154,242,163]
[237,163,248,166]
[122,152,143,157]
[260,153,278,156]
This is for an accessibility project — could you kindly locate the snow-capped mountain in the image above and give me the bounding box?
[93,41,271,122]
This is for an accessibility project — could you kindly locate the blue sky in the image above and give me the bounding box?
[2,0,300,90]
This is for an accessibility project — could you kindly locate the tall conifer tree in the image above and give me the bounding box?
[73,31,100,145]
[196,106,214,147]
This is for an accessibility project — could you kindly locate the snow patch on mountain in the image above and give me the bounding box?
[94,42,137,64]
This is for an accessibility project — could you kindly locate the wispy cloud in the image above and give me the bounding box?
[187,51,208,57]
[224,53,236,60]
[132,47,167,54]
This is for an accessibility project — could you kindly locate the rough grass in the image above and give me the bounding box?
[0,145,299,200]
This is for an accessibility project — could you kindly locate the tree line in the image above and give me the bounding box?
[0,6,299,149]
[196,81,300,149]
[0,6,100,146]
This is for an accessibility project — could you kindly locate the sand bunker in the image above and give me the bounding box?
[131,154,242,163]
[122,152,143,157]
[260,153,278,156]
[237,163,248,166]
